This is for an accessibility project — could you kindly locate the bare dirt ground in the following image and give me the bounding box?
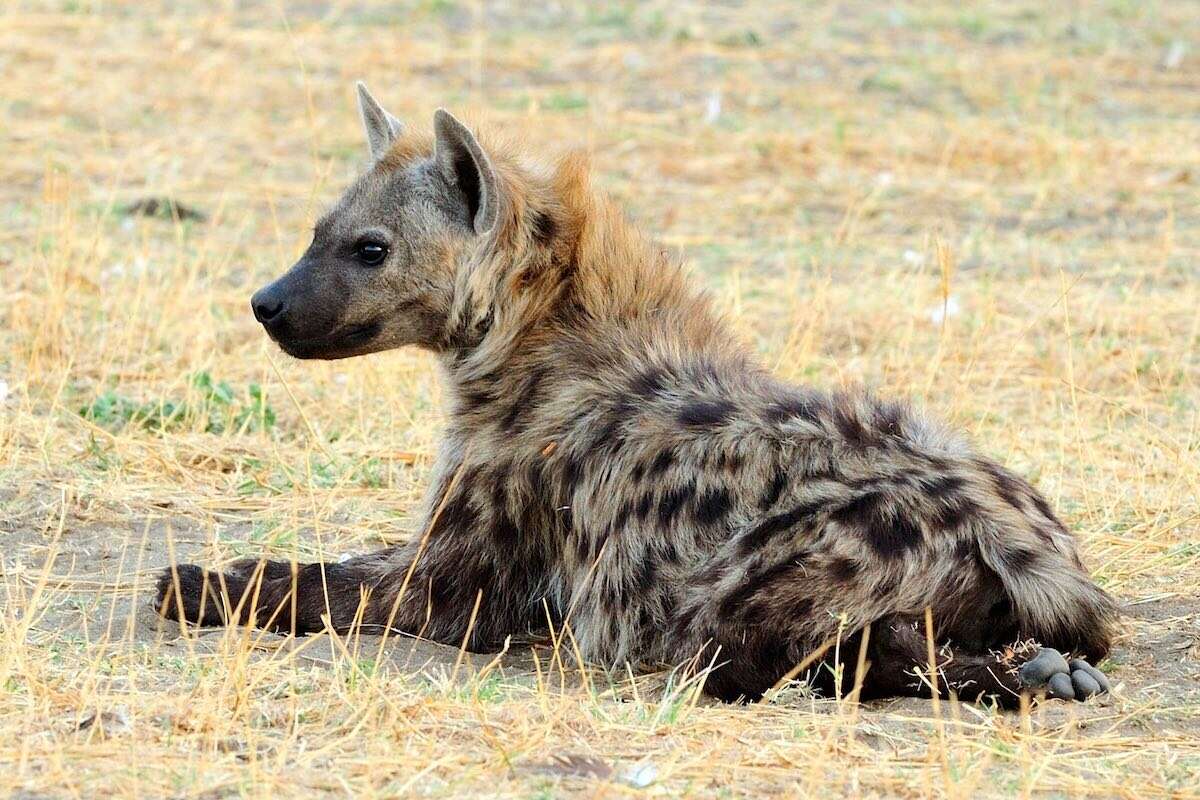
[2,1,1199,796]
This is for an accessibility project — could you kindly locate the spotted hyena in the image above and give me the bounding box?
[157,83,1117,704]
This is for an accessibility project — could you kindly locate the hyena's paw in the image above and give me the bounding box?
[155,564,239,627]
[1018,648,1111,701]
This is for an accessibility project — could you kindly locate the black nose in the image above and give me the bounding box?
[251,287,285,324]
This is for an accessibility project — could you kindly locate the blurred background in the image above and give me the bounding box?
[1,2,1198,796]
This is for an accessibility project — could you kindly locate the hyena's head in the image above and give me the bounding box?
[250,84,504,360]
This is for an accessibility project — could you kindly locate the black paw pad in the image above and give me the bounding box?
[1068,658,1111,696]
[1019,647,1110,702]
[1045,672,1075,699]
[1018,648,1069,686]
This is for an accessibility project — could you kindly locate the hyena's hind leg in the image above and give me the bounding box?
[857,616,1111,707]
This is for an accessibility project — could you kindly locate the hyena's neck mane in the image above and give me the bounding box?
[441,143,734,383]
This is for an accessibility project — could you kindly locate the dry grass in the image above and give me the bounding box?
[2,0,1199,796]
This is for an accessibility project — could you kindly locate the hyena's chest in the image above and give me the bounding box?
[470,380,747,659]
[546,466,726,663]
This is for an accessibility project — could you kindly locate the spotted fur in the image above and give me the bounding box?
[159,86,1118,705]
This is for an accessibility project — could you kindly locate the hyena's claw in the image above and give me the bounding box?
[1019,647,1109,701]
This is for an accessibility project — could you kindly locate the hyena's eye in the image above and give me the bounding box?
[353,241,389,267]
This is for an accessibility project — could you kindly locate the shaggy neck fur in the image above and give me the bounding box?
[437,146,734,390]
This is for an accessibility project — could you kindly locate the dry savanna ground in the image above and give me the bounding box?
[2,1,1199,797]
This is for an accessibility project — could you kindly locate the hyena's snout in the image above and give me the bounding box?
[249,264,379,361]
[251,269,316,347]
[250,279,288,336]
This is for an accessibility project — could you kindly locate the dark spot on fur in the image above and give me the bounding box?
[488,467,519,547]
[501,369,546,432]
[602,581,623,611]
[931,496,979,533]
[694,486,733,526]
[659,537,680,563]
[658,482,695,527]
[595,528,611,561]
[660,592,678,623]
[832,406,877,449]
[1030,493,1067,532]
[432,480,478,539]
[764,393,821,425]
[489,463,510,506]
[572,527,591,562]
[875,571,900,597]
[461,389,494,411]
[633,556,658,595]
[922,474,966,499]
[611,501,633,536]
[831,492,922,558]
[922,475,979,532]
[530,209,557,245]
[635,491,655,521]
[983,462,1026,511]
[924,454,951,471]
[718,576,764,619]
[589,411,623,451]
[1000,545,1039,572]
[830,491,884,529]
[630,461,645,482]
[670,601,698,638]
[760,468,788,510]
[719,557,809,620]
[954,538,977,561]
[648,450,675,477]
[738,500,825,554]
[636,606,651,629]
[873,401,906,437]
[715,450,744,473]
[829,556,860,583]
[630,367,666,399]
[872,513,923,559]
[678,399,735,428]
[561,455,584,493]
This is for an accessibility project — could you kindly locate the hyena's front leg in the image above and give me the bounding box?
[155,540,534,645]
[155,456,546,647]
[154,555,392,635]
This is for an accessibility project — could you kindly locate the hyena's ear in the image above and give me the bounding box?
[433,108,500,236]
[356,81,404,160]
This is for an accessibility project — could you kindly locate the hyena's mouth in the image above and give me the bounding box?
[277,320,382,360]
